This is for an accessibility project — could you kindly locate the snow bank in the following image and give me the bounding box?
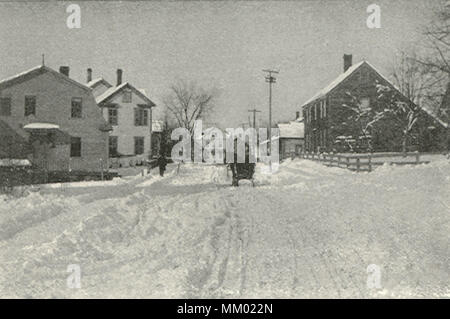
[0,158,448,298]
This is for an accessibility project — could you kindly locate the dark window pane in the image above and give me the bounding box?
[70,137,81,157]
[0,97,12,116]
[108,108,118,125]
[71,98,82,118]
[109,136,118,157]
[25,96,36,116]
[134,108,148,126]
[134,136,144,155]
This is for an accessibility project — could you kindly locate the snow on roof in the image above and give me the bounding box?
[0,159,31,167]
[152,120,163,132]
[421,105,448,129]
[95,82,128,104]
[95,82,156,107]
[0,65,42,87]
[301,61,366,107]
[23,123,60,130]
[87,78,112,88]
[278,121,304,139]
[0,65,92,92]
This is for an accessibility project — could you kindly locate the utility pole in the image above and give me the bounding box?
[262,69,278,165]
[248,108,261,129]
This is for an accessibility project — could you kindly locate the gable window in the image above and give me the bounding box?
[108,107,118,125]
[134,136,144,155]
[134,107,148,126]
[70,137,81,157]
[109,136,118,157]
[25,96,36,116]
[123,90,132,103]
[0,97,11,116]
[71,97,82,118]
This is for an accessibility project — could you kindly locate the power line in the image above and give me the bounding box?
[262,69,279,168]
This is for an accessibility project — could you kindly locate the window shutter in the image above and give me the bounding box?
[134,108,139,126]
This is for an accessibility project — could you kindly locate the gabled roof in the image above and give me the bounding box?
[302,60,449,129]
[301,60,401,107]
[87,78,112,89]
[302,61,365,107]
[421,104,448,129]
[95,82,156,107]
[277,121,304,139]
[0,65,92,92]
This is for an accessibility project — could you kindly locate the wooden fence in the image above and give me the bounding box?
[296,151,429,172]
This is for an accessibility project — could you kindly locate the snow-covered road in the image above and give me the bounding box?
[0,159,449,298]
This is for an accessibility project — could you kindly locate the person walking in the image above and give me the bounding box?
[157,155,167,177]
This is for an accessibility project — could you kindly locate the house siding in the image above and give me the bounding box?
[302,62,443,152]
[0,70,109,171]
[101,91,151,161]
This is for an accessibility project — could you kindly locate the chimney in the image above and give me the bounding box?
[116,69,123,86]
[87,68,92,83]
[59,66,70,77]
[343,54,352,72]
[296,111,300,119]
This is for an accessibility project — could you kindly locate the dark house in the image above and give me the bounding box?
[301,55,448,153]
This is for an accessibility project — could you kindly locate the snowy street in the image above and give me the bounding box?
[0,159,449,298]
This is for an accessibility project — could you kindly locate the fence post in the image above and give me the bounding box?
[346,157,350,169]
[330,154,333,166]
[415,152,420,164]
[356,158,360,172]
[368,154,372,172]
[337,155,340,167]
[100,158,104,181]
[312,153,315,160]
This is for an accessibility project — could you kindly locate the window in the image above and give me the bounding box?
[70,137,81,157]
[134,136,144,155]
[25,96,36,116]
[0,97,11,116]
[108,107,118,125]
[71,98,82,118]
[123,90,132,103]
[109,136,118,157]
[360,97,370,111]
[134,108,148,126]
[318,102,322,119]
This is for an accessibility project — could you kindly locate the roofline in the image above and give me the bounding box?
[88,78,113,89]
[97,82,156,107]
[301,61,366,107]
[300,60,449,128]
[0,65,93,92]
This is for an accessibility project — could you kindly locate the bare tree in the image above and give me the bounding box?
[413,1,450,114]
[163,81,217,134]
[342,93,387,152]
[377,83,421,154]
[421,1,450,75]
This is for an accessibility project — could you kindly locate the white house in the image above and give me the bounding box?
[87,69,160,167]
[277,113,305,159]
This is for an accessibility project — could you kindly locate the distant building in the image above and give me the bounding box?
[301,55,447,153]
[87,69,159,166]
[0,65,111,173]
[277,112,304,159]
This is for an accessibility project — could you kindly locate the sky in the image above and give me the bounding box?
[0,0,439,128]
